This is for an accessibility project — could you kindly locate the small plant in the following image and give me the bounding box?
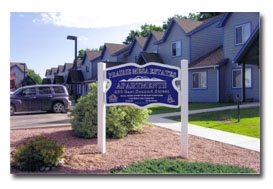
[12,135,65,172]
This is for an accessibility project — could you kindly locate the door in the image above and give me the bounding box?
[37,86,52,111]
[19,87,40,111]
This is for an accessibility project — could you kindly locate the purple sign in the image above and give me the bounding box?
[106,63,180,108]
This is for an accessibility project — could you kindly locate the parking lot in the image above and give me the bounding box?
[10,112,71,130]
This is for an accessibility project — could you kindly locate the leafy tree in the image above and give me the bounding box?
[123,24,164,44]
[78,46,103,59]
[78,49,85,59]
[123,30,140,44]
[27,69,42,84]
[140,24,164,37]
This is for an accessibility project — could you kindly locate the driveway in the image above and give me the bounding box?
[10,112,71,130]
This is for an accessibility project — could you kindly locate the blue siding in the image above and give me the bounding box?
[191,22,222,62]
[145,36,159,52]
[189,68,219,102]
[221,12,260,102]
[126,42,143,63]
[158,23,189,68]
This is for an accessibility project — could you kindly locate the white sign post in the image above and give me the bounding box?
[97,63,106,153]
[180,60,188,158]
[97,60,189,158]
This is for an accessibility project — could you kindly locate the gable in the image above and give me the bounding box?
[158,14,224,43]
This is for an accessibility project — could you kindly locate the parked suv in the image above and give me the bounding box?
[10,84,71,115]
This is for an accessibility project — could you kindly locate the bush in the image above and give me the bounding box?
[12,135,65,172]
[70,82,151,138]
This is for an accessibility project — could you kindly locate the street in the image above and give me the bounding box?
[10,112,71,130]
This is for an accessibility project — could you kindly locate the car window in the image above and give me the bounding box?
[38,87,51,94]
[53,86,65,93]
[22,88,36,96]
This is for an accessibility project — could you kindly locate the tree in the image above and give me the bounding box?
[140,24,164,37]
[27,69,42,84]
[123,30,140,45]
[78,49,85,59]
[123,24,164,44]
[78,46,103,59]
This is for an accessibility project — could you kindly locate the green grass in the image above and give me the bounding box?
[168,107,260,138]
[149,102,235,115]
[110,158,257,174]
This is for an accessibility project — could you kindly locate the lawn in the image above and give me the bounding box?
[168,107,260,138]
[149,102,235,115]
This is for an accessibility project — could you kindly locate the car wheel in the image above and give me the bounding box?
[52,102,65,113]
[10,104,15,116]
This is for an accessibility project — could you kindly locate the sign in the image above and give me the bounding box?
[97,60,188,158]
[105,63,180,108]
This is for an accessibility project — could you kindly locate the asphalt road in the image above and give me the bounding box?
[10,112,72,130]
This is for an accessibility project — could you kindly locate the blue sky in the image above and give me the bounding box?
[10,6,191,77]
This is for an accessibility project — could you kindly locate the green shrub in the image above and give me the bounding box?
[110,158,257,174]
[12,135,65,172]
[70,82,151,139]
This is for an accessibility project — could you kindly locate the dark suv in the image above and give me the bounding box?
[10,84,71,115]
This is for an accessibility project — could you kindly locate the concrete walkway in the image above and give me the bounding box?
[147,103,260,152]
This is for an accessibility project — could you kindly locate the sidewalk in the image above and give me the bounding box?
[147,103,260,152]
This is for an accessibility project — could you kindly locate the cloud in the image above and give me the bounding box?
[32,12,162,28]
[31,7,190,29]
[78,36,88,41]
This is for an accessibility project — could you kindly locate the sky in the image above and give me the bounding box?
[9,3,192,78]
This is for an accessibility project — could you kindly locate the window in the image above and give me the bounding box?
[86,65,89,72]
[38,87,51,94]
[172,41,181,57]
[22,88,36,96]
[235,23,251,45]
[53,86,65,93]
[232,68,252,88]
[192,72,207,89]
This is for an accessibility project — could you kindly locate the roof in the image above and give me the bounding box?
[137,52,164,65]
[105,43,129,54]
[158,14,224,43]
[151,31,164,41]
[50,67,58,75]
[126,37,147,56]
[57,65,64,73]
[143,31,164,51]
[45,69,51,76]
[135,37,147,48]
[86,50,101,61]
[63,63,73,71]
[21,75,36,86]
[10,62,28,72]
[189,46,228,69]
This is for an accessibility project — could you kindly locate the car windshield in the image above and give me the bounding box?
[12,88,23,95]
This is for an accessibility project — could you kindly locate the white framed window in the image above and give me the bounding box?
[232,68,252,88]
[235,23,251,45]
[172,41,182,57]
[192,71,207,89]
